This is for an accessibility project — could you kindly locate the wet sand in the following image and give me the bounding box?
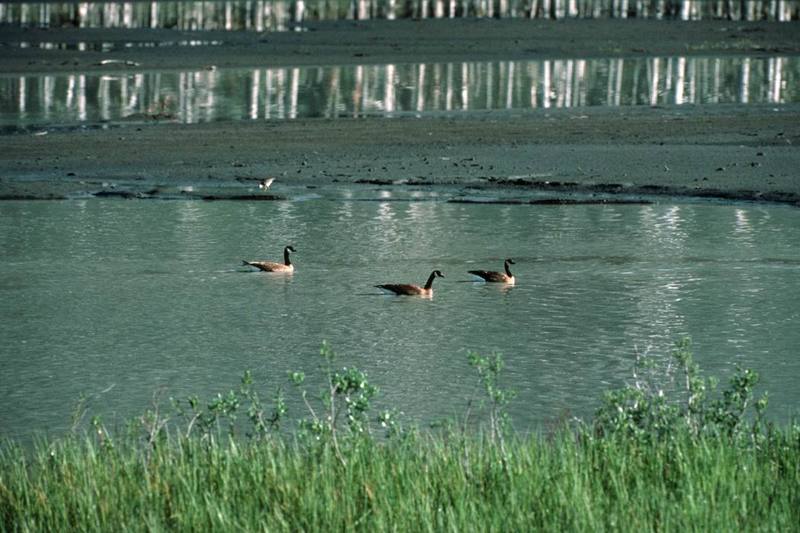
[1,18,799,204]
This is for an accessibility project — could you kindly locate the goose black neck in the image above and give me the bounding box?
[504,260,513,277]
[424,271,438,290]
[284,247,292,266]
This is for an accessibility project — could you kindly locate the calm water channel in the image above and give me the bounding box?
[2,56,798,129]
[1,198,799,440]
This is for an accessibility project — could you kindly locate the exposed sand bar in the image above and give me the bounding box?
[1,19,799,203]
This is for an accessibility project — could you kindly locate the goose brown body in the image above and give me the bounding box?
[243,245,295,272]
[376,270,444,297]
[468,259,515,284]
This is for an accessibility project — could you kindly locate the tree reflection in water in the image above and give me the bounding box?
[2,56,798,128]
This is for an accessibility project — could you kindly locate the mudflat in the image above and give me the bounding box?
[1,18,799,204]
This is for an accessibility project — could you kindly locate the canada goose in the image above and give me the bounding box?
[243,245,296,272]
[259,178,275,190]
[376,270,444,297]
[468,259,515,284]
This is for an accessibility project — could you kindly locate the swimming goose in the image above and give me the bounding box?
[376,270,444,297]
[468,259,515,284]
[243,245,296,272]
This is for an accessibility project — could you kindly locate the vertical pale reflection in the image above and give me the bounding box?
[741,58,751,103]
[431,63,442,110]
[528,63,538,108]
[564,59,573,108]
[276,68,286,119]
[445,62,453,110]
[374,201,399,256]
[542,60,551,108]
[649,57,660,105]
[384,64,396,115]
[98,76,110,121]
[485,62,493,109]
[205,70,219,122]
[66,74,76,110]
[289,67,299,119]
[120,77,129,117]
[461,63,469,110]
[178,72,188,122]
[77,74,86,121]
[416,64,426,112]
[250,68,260,119]
[575,59,586,106]
[264,69,273,119]
[506,61,515,109]
[130,74,143,115]
[770,57,783,103]
[631,204,690,342]
[43,75,53,120]
[324,67,337,118]
[18,77,26,116]
[664,57,674,98]
[675,56,686,104]
[175,197,207,260]
[353,65,364,117]
[733,209,755,248]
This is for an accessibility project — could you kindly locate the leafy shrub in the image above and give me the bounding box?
[592,338,770,442]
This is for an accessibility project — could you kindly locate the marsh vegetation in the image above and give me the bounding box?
[2,341,798,531]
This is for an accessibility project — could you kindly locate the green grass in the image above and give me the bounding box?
[2,428,799,532]
[3,342,799,531]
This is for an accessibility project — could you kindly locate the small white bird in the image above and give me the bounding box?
[259,178,276,190]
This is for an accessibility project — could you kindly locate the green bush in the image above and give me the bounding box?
[593,338,770,442]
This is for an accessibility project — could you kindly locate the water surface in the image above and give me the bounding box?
[2,56,798,128]
[1,198,799,440]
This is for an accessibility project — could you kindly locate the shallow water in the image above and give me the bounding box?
[1,198,799,440]
[2,56,798,129]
